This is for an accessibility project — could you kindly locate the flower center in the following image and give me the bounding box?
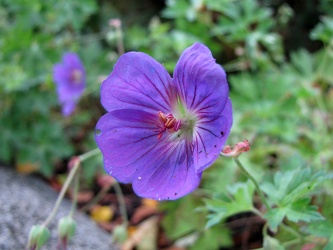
[156,111,181,140]
[71,69,83,84]
[155,97,198,141]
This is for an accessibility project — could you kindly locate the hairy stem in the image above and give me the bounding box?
[42,159,80,227]
[69,169,80,217]
[234,157,271,212]
[113,181,129,226]
[42,148,101,227]
[79,148,101,162]
[79,185,112,212]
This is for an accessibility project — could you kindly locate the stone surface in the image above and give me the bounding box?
[0,166,117,250]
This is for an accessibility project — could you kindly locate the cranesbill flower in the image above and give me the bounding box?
[95,42,233,200]
[53,52,86,116]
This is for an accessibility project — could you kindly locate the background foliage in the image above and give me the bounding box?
[1,0,333,249]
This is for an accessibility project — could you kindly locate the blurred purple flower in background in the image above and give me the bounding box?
[53,52,86,116]
[95,43,233,200]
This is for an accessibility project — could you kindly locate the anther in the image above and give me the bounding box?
[156,111,181,139]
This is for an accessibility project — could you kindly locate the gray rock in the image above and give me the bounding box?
[0,166,118,250]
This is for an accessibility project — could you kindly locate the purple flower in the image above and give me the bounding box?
[95,43,233,200]
[53,52,86,116]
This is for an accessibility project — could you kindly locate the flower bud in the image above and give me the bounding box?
[221,139,251,158]
[112,224,128,244]
[58,216,76,242]
[27,225,50,250]
[68,156,80,170]
[109,18,121,28]
[97,175,116,188]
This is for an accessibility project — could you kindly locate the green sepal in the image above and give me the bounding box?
[27,225,50,250]
[58,216,76,241]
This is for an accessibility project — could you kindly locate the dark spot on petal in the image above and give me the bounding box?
[95,129,101,136]
[167,197,170,200]
[175,192,177,196]
[199,150,202,153]
[221,131,224,137]
[114,129,117,133]
[214,145,217,148]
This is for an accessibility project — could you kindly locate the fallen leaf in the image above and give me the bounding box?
[90,205,113,223]
[16,162,39,174]
[131,206,159,225]
[122,216,159,250]
[142,198,159,209]
[128,226,137,237]
[77,190,94,204]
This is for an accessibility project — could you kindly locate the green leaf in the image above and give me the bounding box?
[204,180,255,228]
[262,168,328,230]
[264,208,286,232]
[263,235,285,250]
[261,168,329,206]
[190,225,233,250]
[310,16,333,44]
[285,198,324,223]
[307,221,333,238]
[306,221,333,250]
[161,195,205,240]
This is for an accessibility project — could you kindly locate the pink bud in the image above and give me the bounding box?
[97,175,116,188]
[109,18,121,28]
[68,156,80,170]
[221,139,250,158]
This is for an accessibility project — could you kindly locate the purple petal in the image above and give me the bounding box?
[95,109,160,183]
[132,140,202,200]
[63,53,85,71]
[173,42,229,116]
[53,53,85,87]
[173,42,232,172]
[53,63,72,86]
[56,83,83,104]
[100,52,175,114]
[95,109,202,200]
[62,101,76,117]
[193,98,233,173]
[53,52,86,117]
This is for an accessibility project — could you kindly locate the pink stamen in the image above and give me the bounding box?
[156,111,181,139]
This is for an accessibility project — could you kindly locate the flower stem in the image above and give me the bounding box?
[69,168,80,217]
[42,159,80,227]
[79,185,112,212]
[113,181,129,226]
[116,27,124,56]
[262,223,269,237]
[42,148,101,227]
[234,157,271,212]
[78,148,101,162]
[255,236,313,250]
